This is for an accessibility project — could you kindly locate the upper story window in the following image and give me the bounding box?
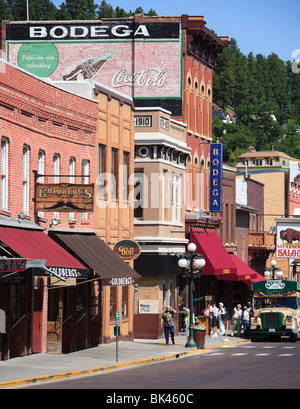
[22,145,30,214]
[172,173,181,223]
[123,152,129,202]
[81,159,89,220]
[111,148,118,200]
[98,144,106,198]
[53,154,60,184]
[53,153,60,219]
[38,150,45,217]
[1,138,8,210]
[69,157,76,220]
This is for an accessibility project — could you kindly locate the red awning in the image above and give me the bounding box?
[229,254,257,280]
[190,228,237,277]
[228,254,263,288]
[0,226,89,279]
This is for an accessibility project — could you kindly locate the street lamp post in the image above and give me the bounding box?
[178,242,206,348]
[264,260,283,279]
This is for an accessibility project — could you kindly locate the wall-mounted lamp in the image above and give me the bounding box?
[17,212,26,223]
[49,218,58,228]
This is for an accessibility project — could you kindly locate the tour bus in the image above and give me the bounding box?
[250,279,300,342]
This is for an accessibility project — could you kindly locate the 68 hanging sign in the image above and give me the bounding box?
[209,143,223,212]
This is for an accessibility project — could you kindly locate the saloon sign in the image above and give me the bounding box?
[276,222,300,258]
[35,183,94,212]
[113,240,141,261]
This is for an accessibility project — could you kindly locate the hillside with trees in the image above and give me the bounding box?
[213,38,300,164]
[1,1,299,165]
[0,0,157,21]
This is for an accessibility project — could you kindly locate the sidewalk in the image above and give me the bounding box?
[0,333,250,388]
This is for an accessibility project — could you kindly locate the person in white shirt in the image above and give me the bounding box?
[231,304,243,336]
[218,302,226,335]
[242,306,251,338]
[210,302,219,337]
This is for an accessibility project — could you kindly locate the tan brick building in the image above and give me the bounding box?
[133,108,190,338]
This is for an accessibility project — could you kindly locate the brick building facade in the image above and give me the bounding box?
[0,59,140,359]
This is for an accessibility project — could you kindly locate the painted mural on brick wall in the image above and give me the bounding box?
[6,22,182,101]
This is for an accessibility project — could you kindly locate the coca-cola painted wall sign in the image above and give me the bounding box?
[5,21,182,111]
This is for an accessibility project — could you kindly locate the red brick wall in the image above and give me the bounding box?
[0,60,98,228]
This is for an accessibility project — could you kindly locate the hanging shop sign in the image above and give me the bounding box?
[209,143,223,212]
[42,266,89,279]
[113,240,141,261]
[35,183,94,212]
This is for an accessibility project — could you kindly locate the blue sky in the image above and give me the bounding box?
[52,0,300,62]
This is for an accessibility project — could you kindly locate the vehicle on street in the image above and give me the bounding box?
[250,279,300,342]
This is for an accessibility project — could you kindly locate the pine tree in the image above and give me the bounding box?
[97,0,114,18]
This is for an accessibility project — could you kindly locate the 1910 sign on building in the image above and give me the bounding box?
[35,183,94,212]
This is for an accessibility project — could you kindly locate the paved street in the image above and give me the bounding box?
[17,337,300,390]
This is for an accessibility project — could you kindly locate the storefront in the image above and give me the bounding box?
[0,224,141,359]
[189,227,261,313]
[48,231,141,344]
[133,254,183,339]
[0,223,89,359]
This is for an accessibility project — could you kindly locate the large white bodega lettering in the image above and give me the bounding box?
[29,25,150,39]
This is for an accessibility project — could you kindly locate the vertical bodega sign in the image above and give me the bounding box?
[210,143,223,212]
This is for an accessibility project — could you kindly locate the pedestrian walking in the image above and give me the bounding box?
[242,305,251,338]
[161,305,177,344]
[210,301,219,337]
[231,304,242,336]
[218,302,226,335]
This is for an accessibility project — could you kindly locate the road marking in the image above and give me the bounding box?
[282,346,295,349]
[279,353,295,356]
[221,345,237,348]
[262,346,276,348]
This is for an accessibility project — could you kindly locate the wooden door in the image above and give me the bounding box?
[90,280,102,345]
[47,288,63,353]
[75,284,88,350]
[2,274,32,359]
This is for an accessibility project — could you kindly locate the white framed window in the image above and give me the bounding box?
[81,159,89,220]
[69,157,76,220]
[53,153,60,219]
[22,145,30,215]
[172,173,181,223]
[37,150,45,217]
[1,138,8,210]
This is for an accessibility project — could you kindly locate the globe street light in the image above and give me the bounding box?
[178,242,206,347]
[264,260,283,279]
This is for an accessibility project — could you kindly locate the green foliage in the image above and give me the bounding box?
[3,0,157,20]
[213,38,300,164]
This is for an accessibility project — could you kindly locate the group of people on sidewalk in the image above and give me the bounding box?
[207,301,253,338]
[160,301,253,344]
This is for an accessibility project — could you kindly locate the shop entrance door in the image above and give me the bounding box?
[47,288,63,353]
[89,280,102,345]
[2,273,32,359]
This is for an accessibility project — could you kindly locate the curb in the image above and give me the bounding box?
[0,339,250,388]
